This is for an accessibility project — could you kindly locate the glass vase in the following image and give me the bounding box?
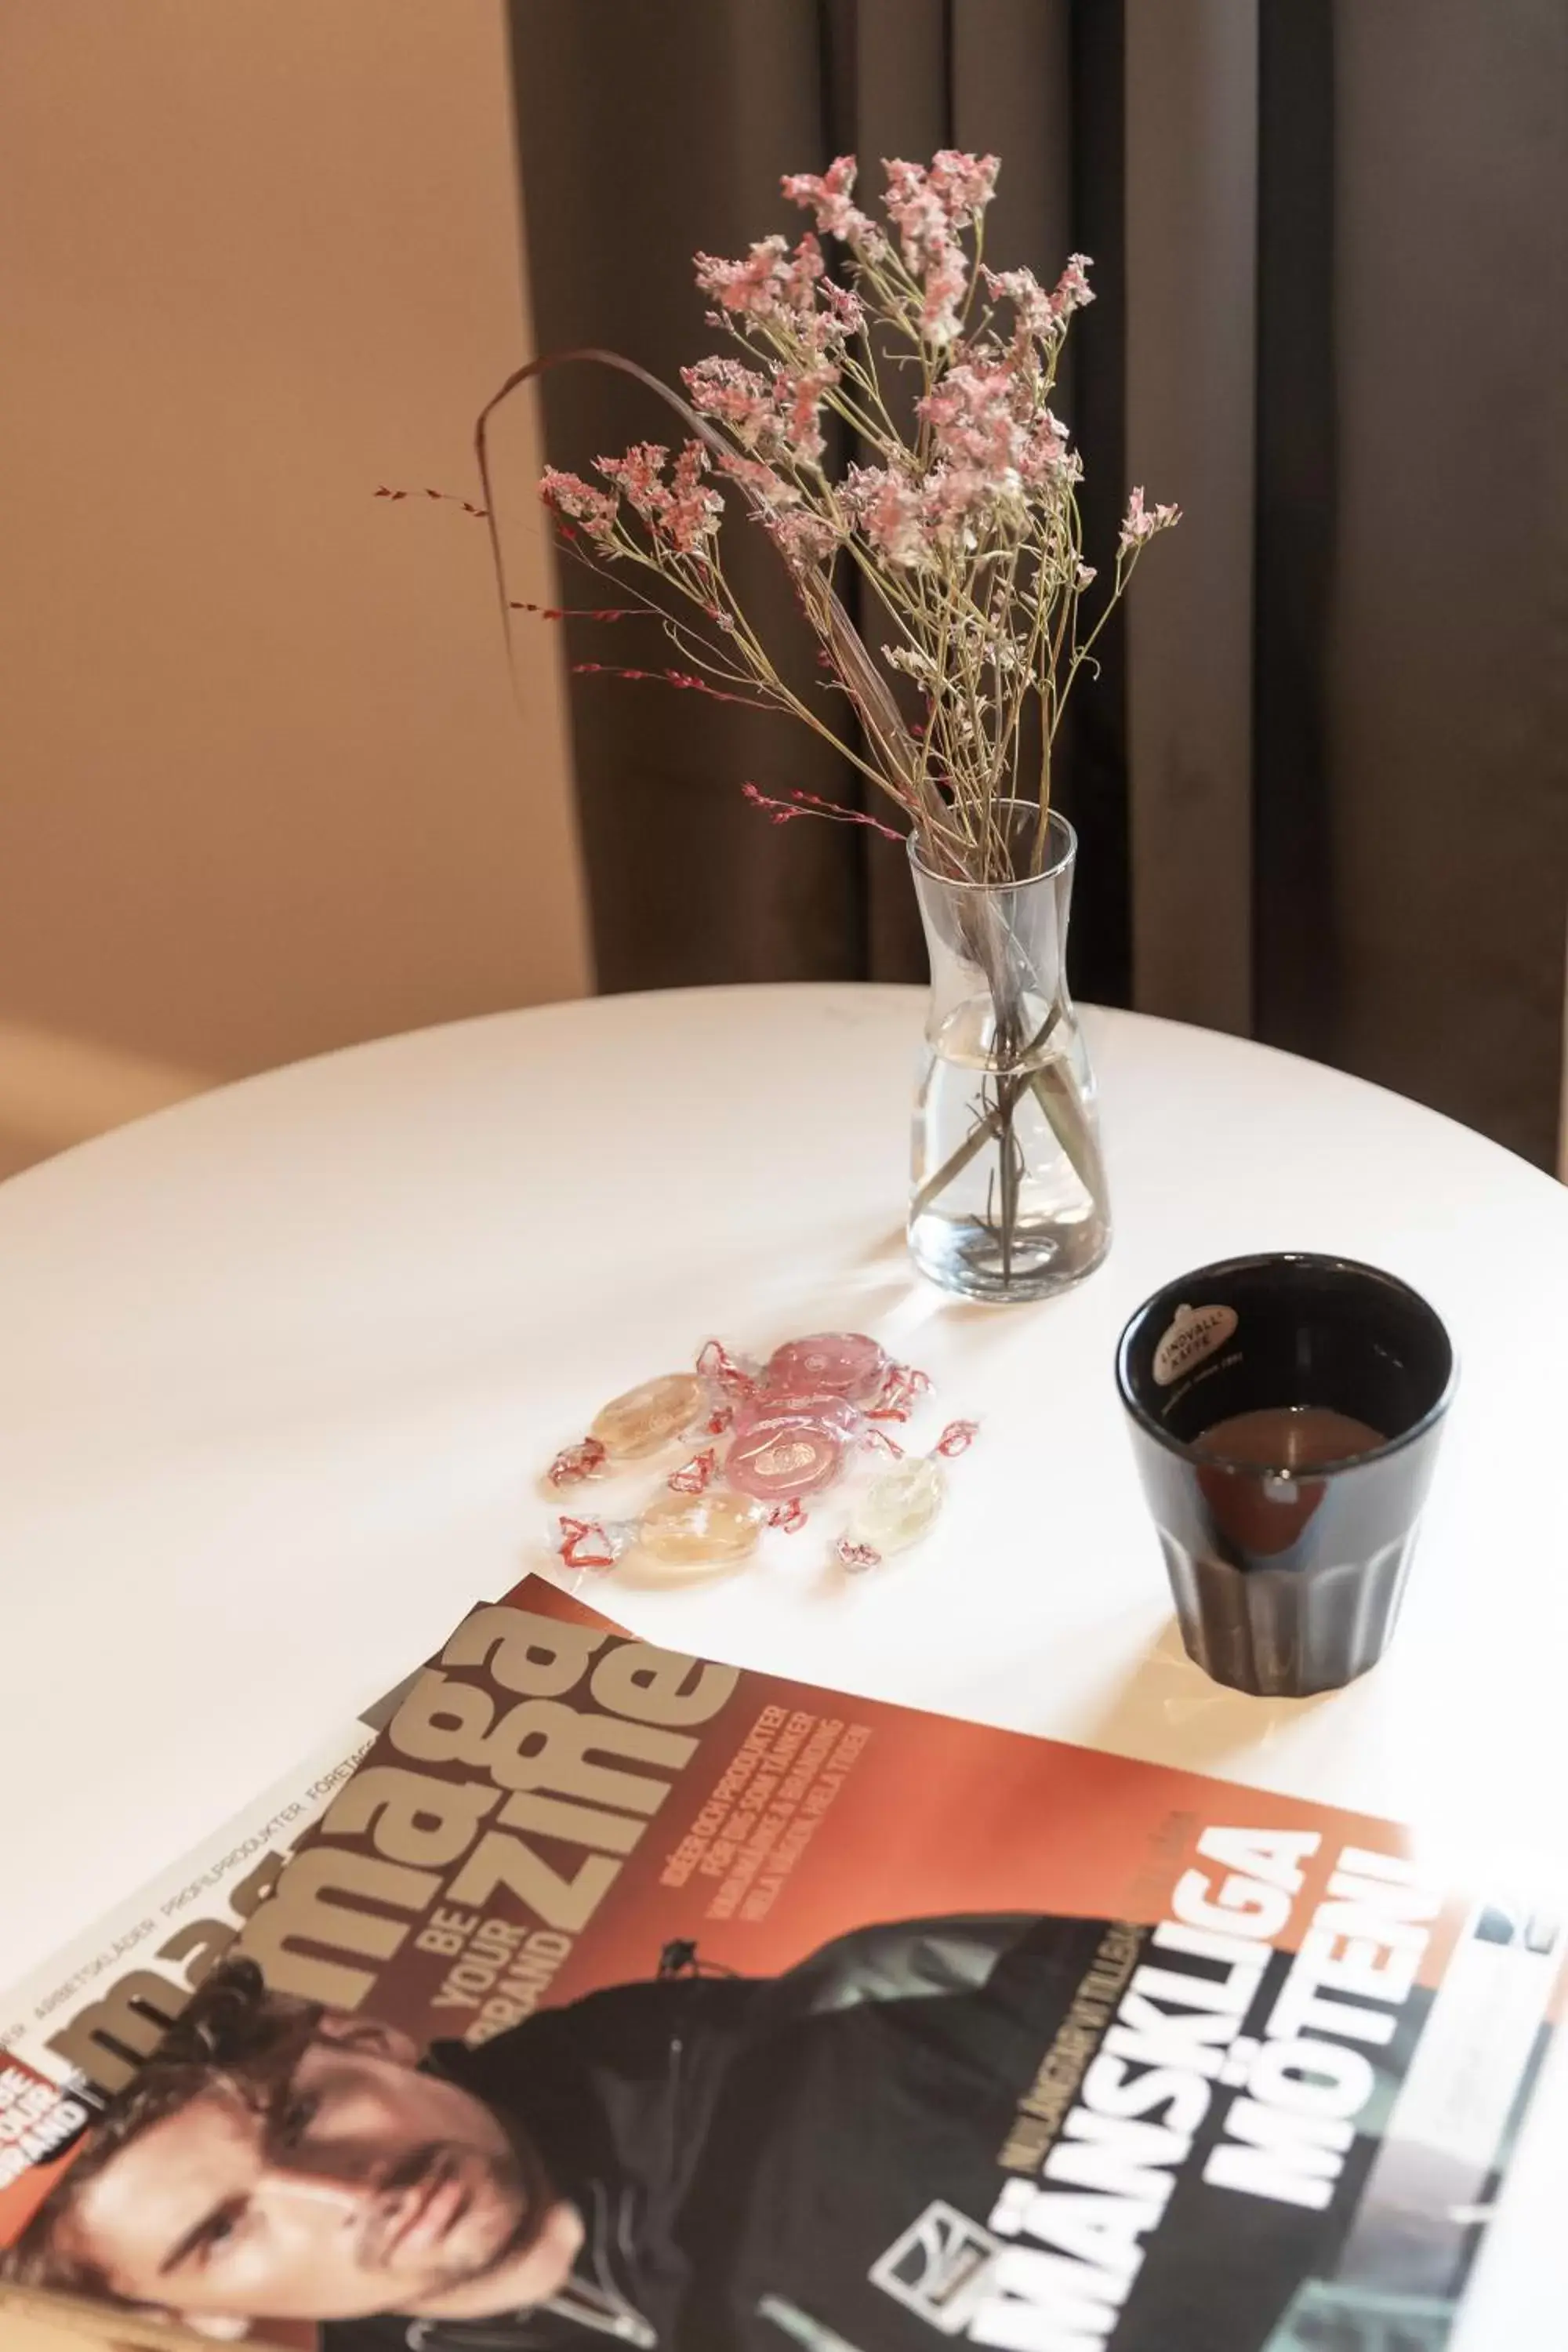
[908,804,1111,1303]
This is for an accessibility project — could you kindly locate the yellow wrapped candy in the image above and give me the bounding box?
[589,1372,706,1461]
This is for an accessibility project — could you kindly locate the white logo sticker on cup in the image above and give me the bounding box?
[1153,1302,1239,1387]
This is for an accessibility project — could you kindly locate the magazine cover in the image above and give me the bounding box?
[0,1671,420,2100]
[1,1573,1560,2352]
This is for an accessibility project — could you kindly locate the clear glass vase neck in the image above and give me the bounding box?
[906,800,1109,1302]
[909,804,1078,1056]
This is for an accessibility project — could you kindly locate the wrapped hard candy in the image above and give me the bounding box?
[725,1391,866,1503]
[838,1458,947,1569]
[762,1331,889,1406]
[837,1421,979,1571]
[638,1489,771,1569]
[729,1389,865,1445]
[760,1330,932,1423]
[556,1486,795,1578]
[548,1370,710,1484]
[591,1372,707,1458]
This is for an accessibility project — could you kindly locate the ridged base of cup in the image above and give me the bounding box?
[1161,1529,1421,1697]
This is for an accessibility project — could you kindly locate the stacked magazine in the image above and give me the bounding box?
[2,1574,1559,2350]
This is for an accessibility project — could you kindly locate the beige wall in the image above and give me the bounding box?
[0,14,584,2334]
[0,0,590,1183]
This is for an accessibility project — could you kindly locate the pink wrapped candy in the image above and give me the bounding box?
[762,1330,889,1406]
[724,1391,865,1503]
[761,1330,931,1423]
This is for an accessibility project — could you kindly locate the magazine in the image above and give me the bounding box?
[0,1671,419,2101]
[0,1573,1560,2352]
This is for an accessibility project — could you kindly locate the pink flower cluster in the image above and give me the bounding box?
[532,147,1180,762]
[695,232,825,328]
[682,354,840,469]
[834,359,1080,568]
[769,506,842,567]
[920,361,1027,477]
[682,357,775,446]
[541,442,723,559]
[539,466,618,546]
[781,156,887,256]
[779,364,839,465]
[779,151,1000,347]
[883,150,999,344]
[844,466,927,568]
[1119,485,1181,553]
[982,255,1095,347]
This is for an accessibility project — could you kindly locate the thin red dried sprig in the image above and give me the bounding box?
[572,661,773,710]
[509,601,641,620]
[546,530,795,711]
[742,783,904,842]
[375,485,488,517]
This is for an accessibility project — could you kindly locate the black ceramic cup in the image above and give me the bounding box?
[1116,1254,1456,1697]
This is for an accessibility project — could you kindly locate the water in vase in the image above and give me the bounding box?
[909,990,1110,1302]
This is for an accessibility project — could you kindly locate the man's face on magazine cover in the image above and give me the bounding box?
[46,2015,553,2323]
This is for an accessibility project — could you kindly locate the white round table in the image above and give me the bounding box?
[1,983,1563,2345]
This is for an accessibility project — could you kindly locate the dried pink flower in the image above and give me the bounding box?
[783,231,826,308]
[713,450,839,564]
[780,155,883,250]
[819,278,867,335]
[774,361,840,466]
[589,442,721,554]
[694,232,824,328]
[695,235,789,318]
[662,441,724,553]
[539,467,619,544]
[1049,253,1094,318]
[927,151,1000,223]
[765,506,842,568]
[1020,413,1078,488]
[887,152,998,241]
[1119,485,1181,552]
[882,154,996,345]
[594,441,671,521]
[845,464,929,568]
[919,466,993,543]
[983,255,1094,354]
[883,157,952,270]
[918,361,1029,480]
[920,242,968,347]
[982,264,1052,337]
[682,356,778,451]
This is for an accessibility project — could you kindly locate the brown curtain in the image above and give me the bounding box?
[506,0,1129,1003]
[509,0,1568,1166]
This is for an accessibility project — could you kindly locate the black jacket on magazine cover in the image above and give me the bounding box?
[324,1908,1375,2352]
